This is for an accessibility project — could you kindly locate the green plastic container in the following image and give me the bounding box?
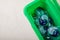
[24,0,60,40]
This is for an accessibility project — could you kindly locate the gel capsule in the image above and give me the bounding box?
[39,15,49,26]
[48,27,59,37]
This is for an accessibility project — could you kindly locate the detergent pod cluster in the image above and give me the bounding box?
[34,8,60,40]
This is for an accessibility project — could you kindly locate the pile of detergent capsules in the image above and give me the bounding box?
[34,7,60,40]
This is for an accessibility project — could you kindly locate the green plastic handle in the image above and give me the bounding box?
[24,0,60,40]
[45,0,60,26]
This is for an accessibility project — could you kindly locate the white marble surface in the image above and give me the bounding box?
[0,0,38,40]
